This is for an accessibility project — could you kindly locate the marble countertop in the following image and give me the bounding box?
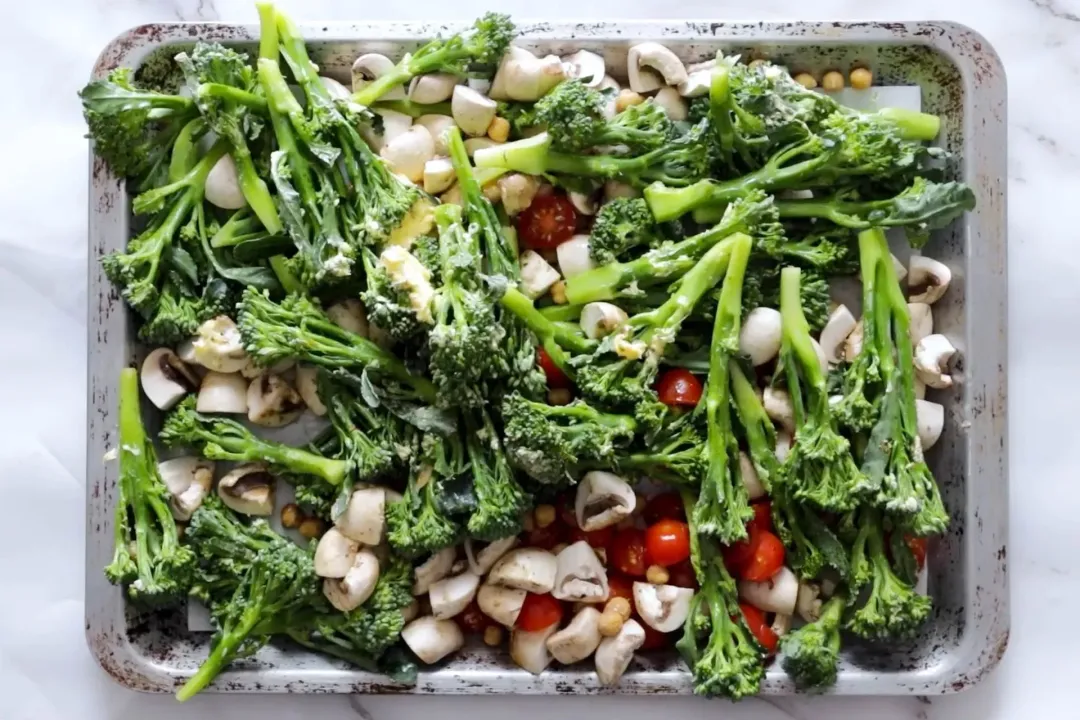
[0,0,1059,717]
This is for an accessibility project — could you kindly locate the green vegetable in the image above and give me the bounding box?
[465,408,531,540]
[779,591,847,690]
[533,81,673,153]
[386,433,464,557]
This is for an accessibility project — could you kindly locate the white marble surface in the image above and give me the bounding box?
[0,0,1065,717]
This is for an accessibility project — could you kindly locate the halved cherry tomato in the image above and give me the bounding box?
[722,535,757,577]
[639,622,671,651]
[739,602,779,654]
[606,574,634,603]
[655,368,704,407]
[525,522,565,551]
[748,501,773,536]
[518,193,578,250]
[667,560,698,589]
[741,530,785,582]
[906,535,928,571]
[645,518,691,567]
[516,593,565,631]
[455,599,495,634]
[537,348,570,389]
[569,524,614,549]
[644,492,686,524]
[609,528,649,577]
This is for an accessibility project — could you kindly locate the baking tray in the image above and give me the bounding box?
[85,19,1008,696]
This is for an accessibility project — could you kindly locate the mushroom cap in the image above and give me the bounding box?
[552,541,609,602]
[414,115,458,156]
[763,386,795,432]
[465,536,519,576]
[575,471,635,532]
[246,373,304,427]
[451,84,498,137]
[401,616,465,665]
[914,334,957,389]
[555,234,596,279]
[413,546,457,595]
[352,53,406,100]
[510,624,558,674]
[141,348,198,410]
[334,487,387,546]
[908,303,934,346]
[739,307,783,366]
[738,566,799,616]
[653,88,688,121]
[477,582,527,627]
[908,255,952,305]
[205,154,247,210]
[294,365,327,416]
[217,463,276,516]
[488,548,557,594]
[595,619,645,686]
[196,371,249,414]
[546,606,603,665]
[916,399,945,450]
[323,549,381,612]
[561,50,606,87]
[429,571,482,620]
[314,527,361,579]
[409,73,458,104]
[818,305,857,365]
[632,582,693,633]
[158,457,214,521]
[380,125,436,184]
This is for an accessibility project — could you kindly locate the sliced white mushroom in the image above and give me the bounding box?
[739,451,766,501]
[916,399,945,451]
[217,463,275,517]
[908,303,934,345]
[653,88,688,121]
[603,180,639,202]
[556,234,596,279]
[239,356,294,379]
[547,607,602,664]
[811,338,829,375]
[464,137,501,156]
[511,623,558,675]
[140,348,198,410]
[205,154,247,210]
[796,581,823,623]
[552,541,609,603]
[158,457,214,521]
[519,250,562,300]
[739,307,782,366]
[362,108,413,153]
[413,547,457,595]
[422,157,456,195]
[575,471,636,531]
[326,299,369,337]
[677,59,716,97]
[323,549,380,612]
[402,616,465,665]
[246,373,304,427]
[632,582,693,633]
[771,613,793,637]
[409,73,458,104]
[490,46,566,102]
[775,429,793,462]
[914,378,927,400]
[627,42,688,93]
[738,566,799,615]
[294,365,326,416]
[580,302,628,340]
[196,371,248,414]
[380,125,435,184]
[477,582,527,627]
[914,334,957,389]
[763,387,795,432]
[844,319,865,362]
[192,316,248,373]
[460,538,516,578]
[562,50,606,88]
[451,85,498,137]
[414,114,457,155]
[909,256,952,305]
[497,173,540,215]
[352,53,406,100]
[314,527,360,579]
[489,548,557,594]
[568,191,599,216]
[319,76,351,100]
[176,338,198,365]
[819,305,857,365]
[595,619,645,686]
[334,487,386,546]
[429,571,481,620]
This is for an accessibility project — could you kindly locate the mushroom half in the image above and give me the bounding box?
[914,334,958,389]
[477,582,527,627]
[627,43,688,93]
[413,547,458,596]
[402,616,465,665]
[352,53,406,100]
[510,624,558,675]
[324,549,381,612]
[738,566,799,616]
[429,571,481,620]
[247,373,304,427]
[632,582,693,633]
[217,463,276,516]
[595,619,646,686]
[575,471,636,532]
[141,348,198,410]
[197,371,249,414]
[314,527,360,579]
[335,487,387,546]
[908,256,952,305]
[739,307,782,366]
[488,548,558,594]
[465,536,519,576]
[552,541,609,603]
[546,607,603,665]
[158,457,214,521]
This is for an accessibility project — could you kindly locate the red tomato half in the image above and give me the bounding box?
[741,530,786,582]
[606,574,634,603]
[645,519,691,568]
[906,535,928,571]
[739,603,779,654]
[569,525,614,549]
[667,560,698,589]
[537,348,570,389]
[644,492,686,524]
[609,528,649,577]
[723,535,757,577]
[517,193,578,250]
[655,368,704,407]
[524,523,565,551]
[516,593,565,631]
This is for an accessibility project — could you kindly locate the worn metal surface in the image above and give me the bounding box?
[86,19,1008,697]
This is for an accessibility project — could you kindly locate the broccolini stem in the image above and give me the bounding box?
[874,107,940,142]
[119,369,153,581]
[175,603,264,701]
[729,361,777,492]
[256,1,279,61]
[373,99,453,118]
[500,287,596,356]
[167,118,204,182]
[258,59,319,217]
[779,267,827,391]
[197,83,268,113]
[538,304,582,323]
[269,255,304,293]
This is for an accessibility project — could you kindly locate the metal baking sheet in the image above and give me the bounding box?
[85,19,1008,696]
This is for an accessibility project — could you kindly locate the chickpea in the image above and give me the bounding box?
[534,504,557,529]
[298,516,326,539]
[646,564,670,585]
[547,388,572,406]
[605,596,632,621]
[793,72,818,89]
[615,89,645,113]
[483,625,504,647]
[821,71,844,92]
[550,280,568,305]
[487,116,510,143]
[483,182,502,203]
[850,67,873,90]
[598,608,626,637]
[280,503,302,529]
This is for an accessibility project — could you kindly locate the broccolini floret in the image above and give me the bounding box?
[386,433,464,557]
[104,368,195,608]
[587,197,660,265]
[532,81,673,153]
[780,591,847,690]
[464,408,531,540]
